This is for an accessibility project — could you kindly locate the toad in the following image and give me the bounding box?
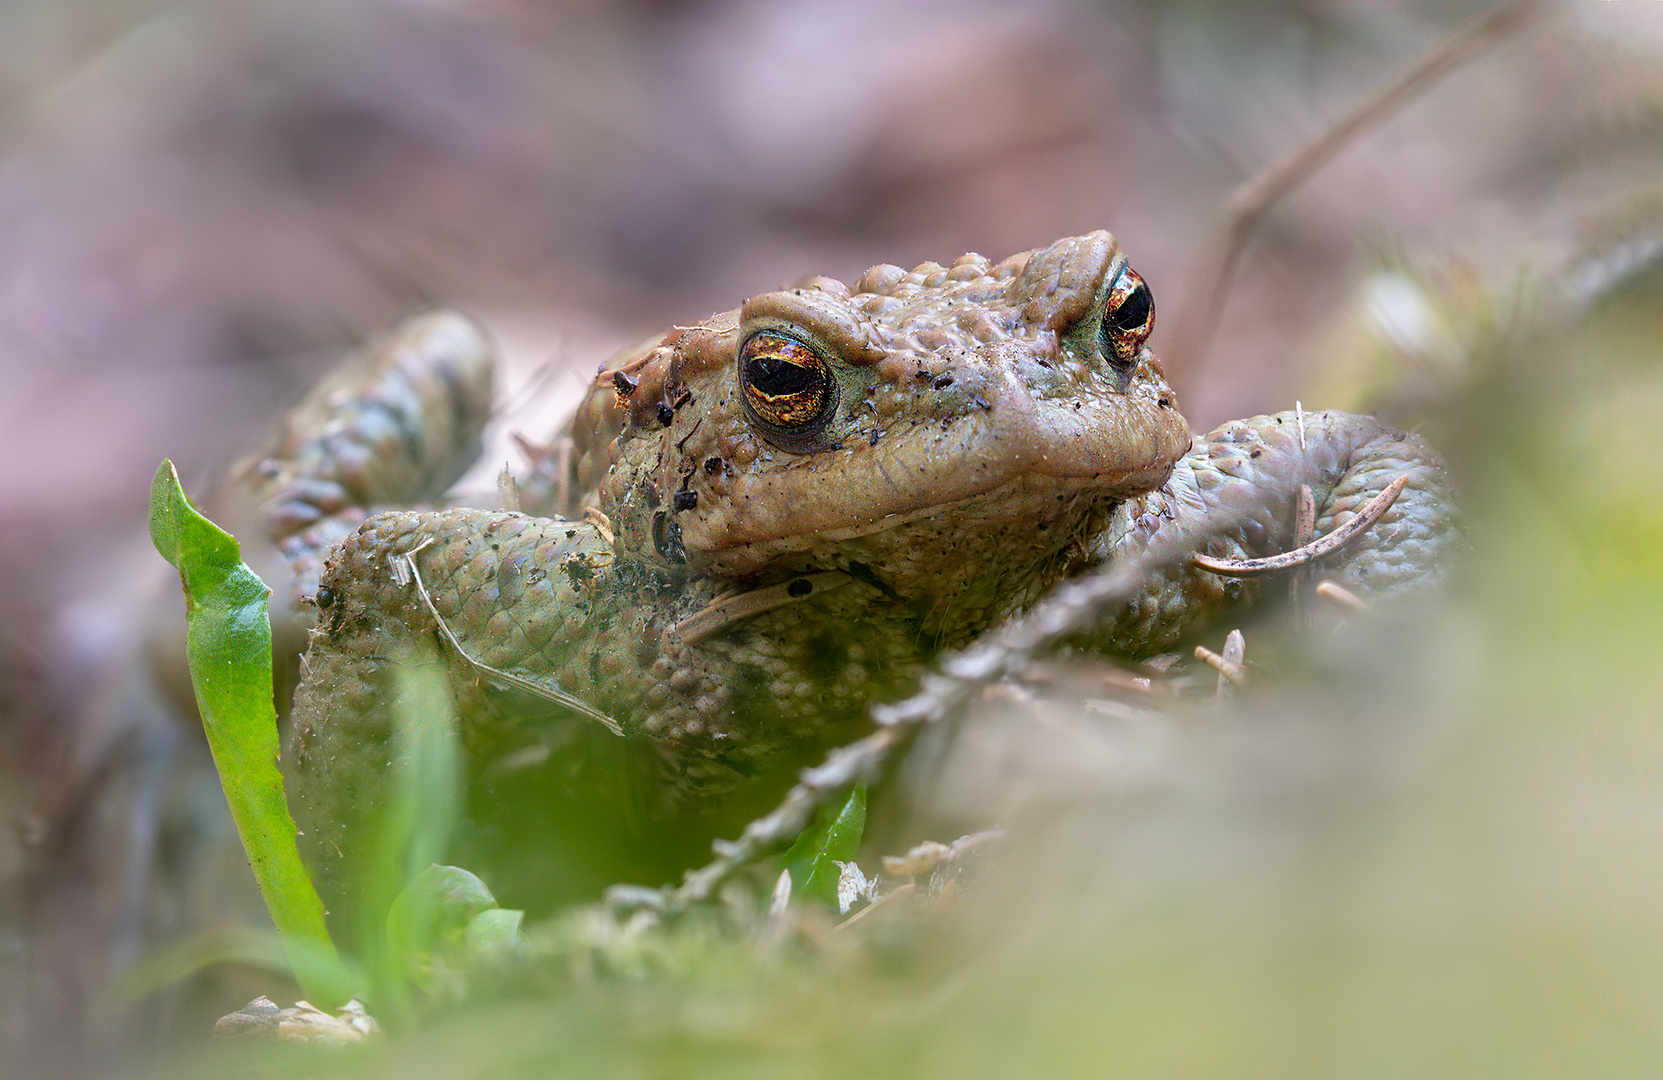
[237,231,1456,909]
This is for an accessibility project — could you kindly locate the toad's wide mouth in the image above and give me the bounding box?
[680,360,1192,573]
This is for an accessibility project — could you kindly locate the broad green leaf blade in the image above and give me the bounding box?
[148,459,353,1007]
[780,785,866,907]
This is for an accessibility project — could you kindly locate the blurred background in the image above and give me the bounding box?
[2,0,1662,1076]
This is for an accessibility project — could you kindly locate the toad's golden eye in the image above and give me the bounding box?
[740,330,837,438]
[1100,265,1154,367]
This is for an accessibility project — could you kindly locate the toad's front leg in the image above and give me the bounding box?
[1095,409,1460,655]
[285,507,652,916]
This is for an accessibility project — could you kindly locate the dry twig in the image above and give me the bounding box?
[1197,629,1248,696]
[1192,475,1406,578]
[1168,2,1541,368]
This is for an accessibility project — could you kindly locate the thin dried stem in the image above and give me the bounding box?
[1192,475,1406,578]
[1289,482,1317,617]
[1168,1,1541,369]
[496,465,521,513]
[1195,629,1247,695]
[1315,579,1370,613]
[1292,485,1316,549]
[834,883,915,932]
[401,547,624,736]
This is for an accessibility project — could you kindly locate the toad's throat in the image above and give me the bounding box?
[687,479,1124,633]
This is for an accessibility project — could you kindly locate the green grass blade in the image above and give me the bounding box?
[360,664,465,1023]
[148,459,354,1008]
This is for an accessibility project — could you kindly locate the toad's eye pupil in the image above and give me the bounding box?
[1100,265,1155,366]
[748,353,816,396]
[741,331,836,436]
[1107,283,1150,336]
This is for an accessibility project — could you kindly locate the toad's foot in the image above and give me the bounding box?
[1095,408,1460,655]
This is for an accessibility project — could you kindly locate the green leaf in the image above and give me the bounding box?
[465,908,525,965]
[382,865,517,1008]
[780,785,867,908]
[148,460,354,1008]
[384,864,499,973]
